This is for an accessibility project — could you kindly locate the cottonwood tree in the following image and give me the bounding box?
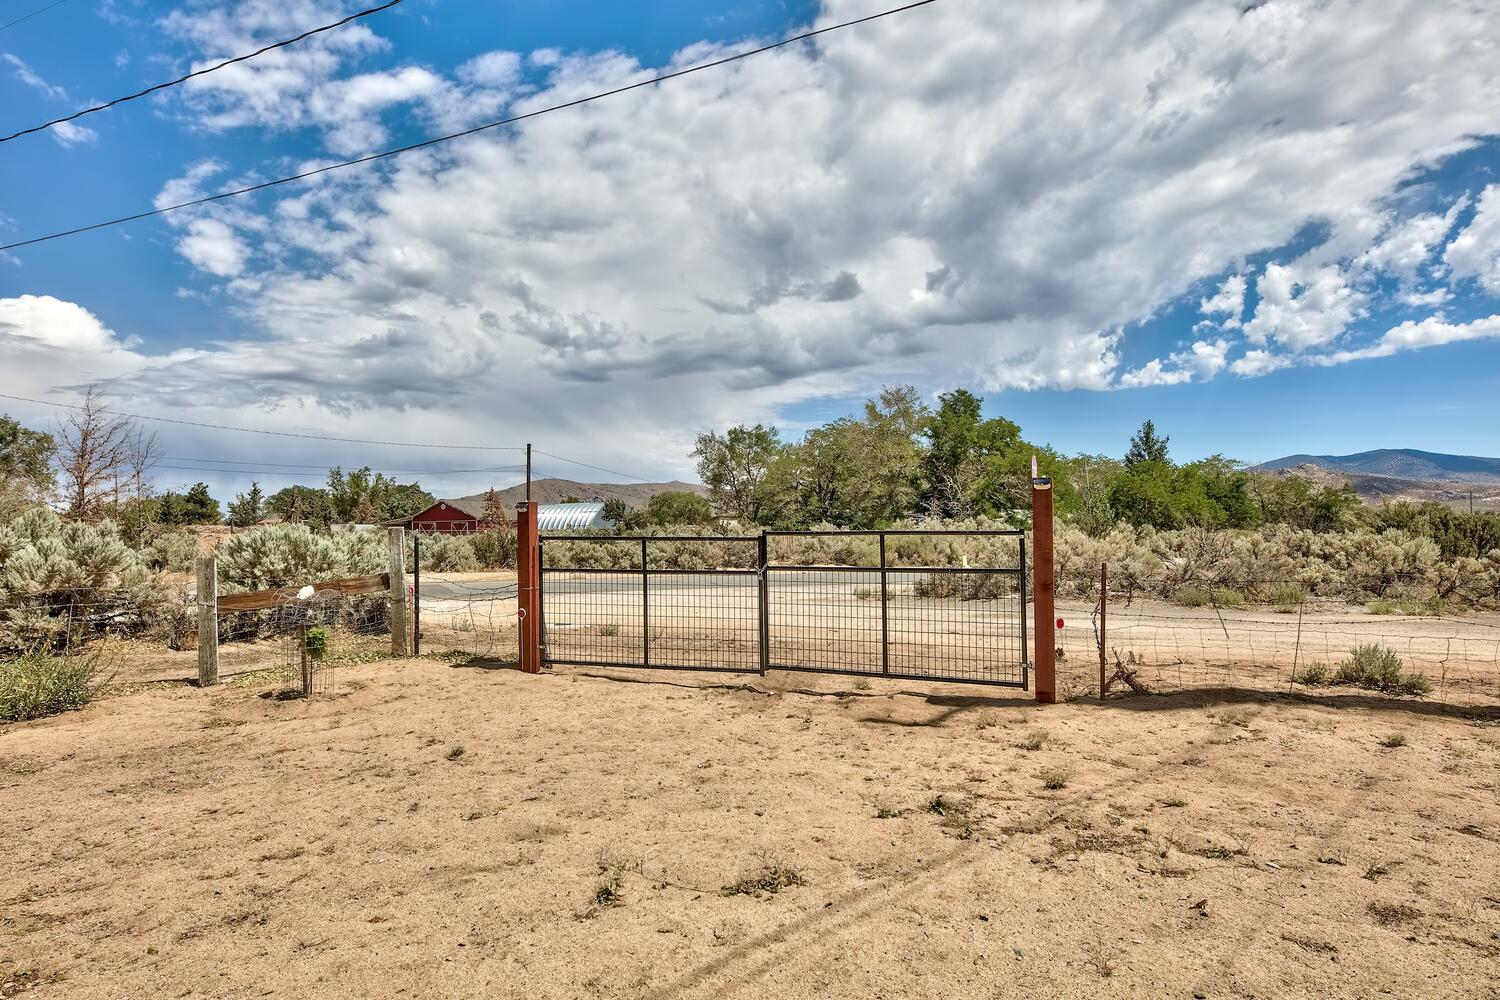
[0,414,56,517]
[692,424,783,524]
[55,388,161,521]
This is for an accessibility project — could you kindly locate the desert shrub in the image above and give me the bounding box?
[419,534,479,573]
[0,646,103,721]
[1331,644,1431,695]
[0,508,174,652]
[911,573,1015,600]
[1291,662,1329,685]
[215,524,385,591]
[1210,587,1245,608]
[471,530,517,569]
[1174,585,1210,607]
[140,529,200,573]
[1270,583,1307,609]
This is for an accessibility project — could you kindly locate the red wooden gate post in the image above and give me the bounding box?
[516,501,542,673]
[1031,477,1056,704]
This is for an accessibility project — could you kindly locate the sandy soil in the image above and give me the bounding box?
[2,658,1498,999]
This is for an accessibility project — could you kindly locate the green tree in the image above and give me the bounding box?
[265,485,334,528]
[1124,420,1170,469]
[326,467,433,523]
[157,483,221,525]
[481,488,508,528]
[0,414,56,516]
[920,389,1024,518]
[601,498,629,527]
[692,424,785,524]
[643,491,713,526]
[1248,474,1360,531]
[226,482,265,528]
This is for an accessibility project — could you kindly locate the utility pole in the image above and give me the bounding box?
[525,443,532,503]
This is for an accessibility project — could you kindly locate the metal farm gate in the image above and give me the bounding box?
[537,530,1027,687]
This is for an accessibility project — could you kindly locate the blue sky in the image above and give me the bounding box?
[1,0,1498,501]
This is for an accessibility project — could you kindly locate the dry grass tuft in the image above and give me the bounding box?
[720,851,805,897]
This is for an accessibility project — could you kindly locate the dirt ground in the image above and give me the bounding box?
[2,657,1498,998]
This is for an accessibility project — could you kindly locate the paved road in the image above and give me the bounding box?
[416,570,1016,601]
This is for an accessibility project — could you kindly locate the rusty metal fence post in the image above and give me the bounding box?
[516,501,541,673]
[1031,477,1056,704]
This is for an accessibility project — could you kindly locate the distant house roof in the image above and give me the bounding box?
[537,501,613,531]
[427,498,489,520]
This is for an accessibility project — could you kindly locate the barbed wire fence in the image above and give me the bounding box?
[1053,566,1500,708]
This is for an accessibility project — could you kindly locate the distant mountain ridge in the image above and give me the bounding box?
[457,477,706,509]
[1255,449,1500,484]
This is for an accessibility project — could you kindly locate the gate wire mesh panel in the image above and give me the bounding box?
[766,568,883,673]
[884,569,1023,684]
[540,537,646,667]
[539,536,761,671]
[645,538,760,671]
[765,530,1027,686]
[415,572,519,663]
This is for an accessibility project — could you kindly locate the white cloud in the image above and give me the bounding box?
[1199,274,1247,328]
[48,121,98,147]
[7,0,1500,479]
[1243,263,1365,351]
[1329,314,1500,363]
[1444,184,1500,295]
[1119,339,1229,388]
[1359,199,1467,285]
[2,52,68,101]
[178,219,249,277]
[0,296,165,398]
[1229,349,1293,378]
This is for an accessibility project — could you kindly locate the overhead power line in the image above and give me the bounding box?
[534,450,655,484]
[0,0,404,145]
[0,391,526,451]
[0,0,71,33]
[153,462,526,482]
[2,392,671,483]
[163,455,527,475]
[0,0,938,253]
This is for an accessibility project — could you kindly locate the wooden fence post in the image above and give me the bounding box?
[1031,477,1056,704]
[196,554,219,687]
[388,527,409,657]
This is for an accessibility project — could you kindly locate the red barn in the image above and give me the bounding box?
[402,498,504,535]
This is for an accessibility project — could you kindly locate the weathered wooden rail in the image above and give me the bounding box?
[195,527,410,687]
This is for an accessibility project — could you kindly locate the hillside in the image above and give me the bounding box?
[1256,448,1500,483]
[1267,463,1500,511]
[457,478,707,509]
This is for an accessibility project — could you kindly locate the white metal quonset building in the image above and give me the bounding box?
[536,502,614,531]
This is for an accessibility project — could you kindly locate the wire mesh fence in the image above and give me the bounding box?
[1053,571,1500,708]
[411,571,519,663]
[218,591,392,694]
